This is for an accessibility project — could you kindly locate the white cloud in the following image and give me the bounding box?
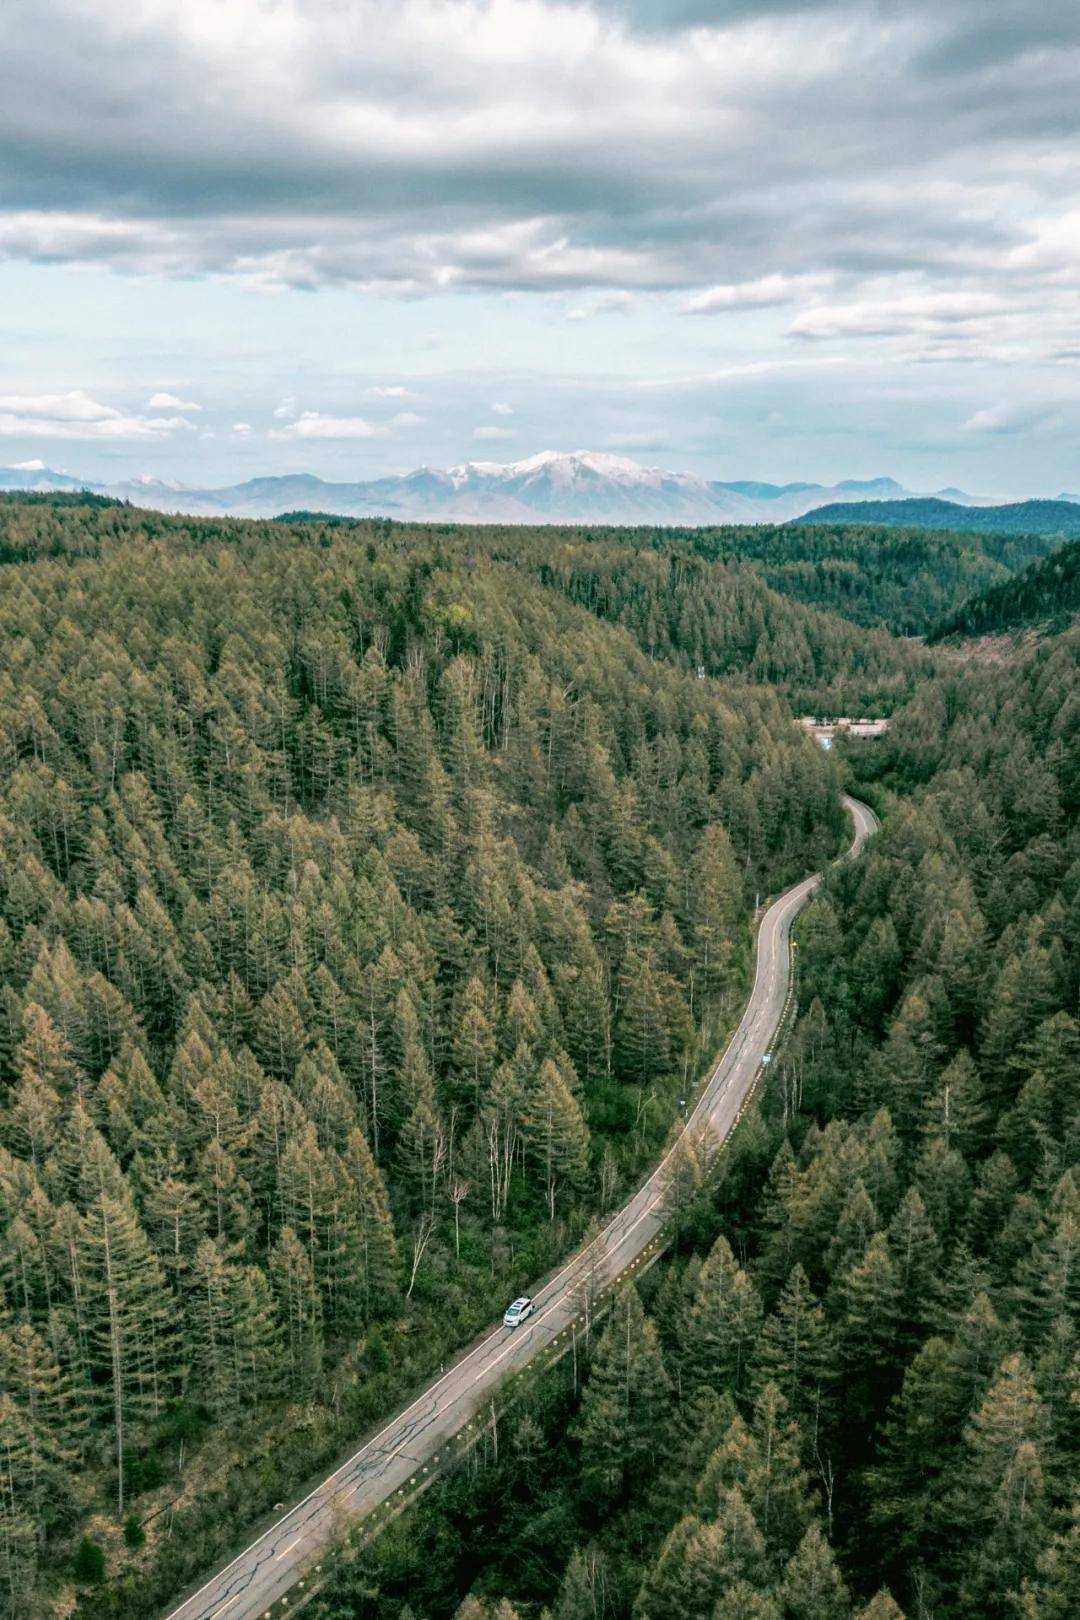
[473,425,516,440]
[680,274,827,315]
[961,403,1059,436]
[567,291,639,321]
[146,391,201,411]
[491,401,514,415]
[270,410,382,440]
[367,385,416,398]
[272,397,297,419]
[0,389,195,439]
[232,422,253,435]
[391,411,424,427]
[789,290,1006,342]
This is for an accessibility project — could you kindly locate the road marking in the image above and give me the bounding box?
[275,1539,302,1562]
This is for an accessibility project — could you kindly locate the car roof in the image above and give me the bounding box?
[509,1296,531,1309]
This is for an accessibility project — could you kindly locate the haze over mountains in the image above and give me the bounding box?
[0,450,1070,527]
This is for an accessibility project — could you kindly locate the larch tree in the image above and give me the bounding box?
[521,1057,589,1220]
[574,1285,670,1502]
[78,1190,171,1513]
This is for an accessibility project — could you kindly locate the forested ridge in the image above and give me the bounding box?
[0,499,852,1617]
[928,537,1080,642]
[307,623,1079,1618]
[639,522,1057,636]
[0,499,926,713]
[791,497,1080,543]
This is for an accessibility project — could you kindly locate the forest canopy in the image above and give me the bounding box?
[0,498,849,1616]
[1,497,1076,1620]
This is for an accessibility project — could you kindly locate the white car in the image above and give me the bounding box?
[503,1296,535,1328]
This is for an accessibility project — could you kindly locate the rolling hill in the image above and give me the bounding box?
[791,495,1080,537]
[927,535,1080,640]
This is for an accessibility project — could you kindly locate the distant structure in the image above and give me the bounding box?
[798,716,891,750]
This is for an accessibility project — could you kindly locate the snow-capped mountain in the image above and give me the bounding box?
[0,452,1003,525]
[0,460,104,493]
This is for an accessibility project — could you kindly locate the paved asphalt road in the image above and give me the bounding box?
[164,793,879,1620]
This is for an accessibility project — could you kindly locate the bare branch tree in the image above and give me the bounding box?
[449,1178,469,1259]
[406,1211,437,1299]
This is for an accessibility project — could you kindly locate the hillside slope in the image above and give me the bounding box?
[928,536,1080,641]
[792,496,1080,539]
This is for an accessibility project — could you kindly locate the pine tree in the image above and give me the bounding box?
[188,1236,241,1414]
[269,1225,323,1397]
[754,1265,830,1431]
[0,1394,38,1609]
[713,1584,782,1620]
[342,1126,399,1318]
[574,1285,670,1502]
[957,1353,1049,1615]
[684,1234,762,1397]
[554,1545,611,1620]
[746,1383,814,1562]
[452,976,496,1111]
[855,1594,905,1620]
[689,822,740,995]
[921,1049,987,1158]
[834,1233,901,1425]
[779,1526,850,1620]
[633,1515,728,1620]
[1018,1492,1080,1620]
[230,1264,282,1407]
[521,1058,589,1219]
[79,1190,172,1512]
[615,939,672,1084]
[16,1001,83,1100]
[0,1321,83,1533]
[886,1186,940,1342]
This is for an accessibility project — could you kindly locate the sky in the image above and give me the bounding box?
[2,0,1079,494]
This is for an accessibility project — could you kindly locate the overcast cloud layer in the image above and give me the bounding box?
[2,0,1078,491]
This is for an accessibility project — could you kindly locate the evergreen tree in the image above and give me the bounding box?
[342,1126,399,1317]
[574,1286,670,1502]
[754,1265,830,1430]
[779,1526,850,1620]
[268,1225,323,1398]
[684,1234,763,1398]
[79,1190,171,1512]
[521,1058,589,1219]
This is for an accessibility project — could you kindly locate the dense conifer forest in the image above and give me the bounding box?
[310,611,1080,1620]
[927,537,1080,642]
[0,499,852,1616]
[0,499,1075,1620]
[790,498,1080,543]
[682,523,1057,636]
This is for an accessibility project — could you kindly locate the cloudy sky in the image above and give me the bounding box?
[2,0,1079,492]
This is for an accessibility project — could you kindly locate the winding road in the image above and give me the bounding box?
[164,793,879,1620]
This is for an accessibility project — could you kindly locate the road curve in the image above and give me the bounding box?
[163,793,878,1620]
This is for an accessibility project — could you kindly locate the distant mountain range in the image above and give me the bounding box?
[794,496,1080,538]
[0,451,1071,528]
